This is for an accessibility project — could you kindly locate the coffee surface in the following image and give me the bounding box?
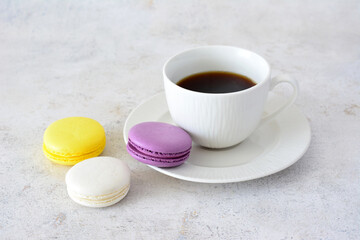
[177,71,256,93]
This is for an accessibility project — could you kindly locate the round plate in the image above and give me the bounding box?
[123,92,311,183]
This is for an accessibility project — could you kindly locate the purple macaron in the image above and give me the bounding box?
[126,122,192,168]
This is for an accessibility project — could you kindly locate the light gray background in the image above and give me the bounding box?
[1,0,359,239]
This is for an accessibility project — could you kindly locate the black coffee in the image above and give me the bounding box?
[177,71,256,93]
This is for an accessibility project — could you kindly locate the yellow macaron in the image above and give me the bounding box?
[43,117,106,165]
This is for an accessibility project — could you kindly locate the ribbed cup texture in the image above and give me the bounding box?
[165,80,270,148]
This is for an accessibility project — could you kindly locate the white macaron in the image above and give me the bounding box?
[65,157,130,208]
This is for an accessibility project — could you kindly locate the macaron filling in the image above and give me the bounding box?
[127,138,191,158]
[67,184,130,206]
[43,138,106,164]
[127,142,190,164]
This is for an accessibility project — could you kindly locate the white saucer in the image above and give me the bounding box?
[123,92,311,183]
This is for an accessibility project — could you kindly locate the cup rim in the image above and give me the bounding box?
[163,45,271,96]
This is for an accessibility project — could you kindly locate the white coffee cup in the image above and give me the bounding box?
[163,46,298,148]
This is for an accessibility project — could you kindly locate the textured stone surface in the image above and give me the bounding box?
[0,0,359,239]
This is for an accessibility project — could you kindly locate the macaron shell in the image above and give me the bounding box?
[128,122,192,156]
[43,117,106,164]
[66,157,130,197]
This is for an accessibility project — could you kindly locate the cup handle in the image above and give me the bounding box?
[260,74,299,125]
